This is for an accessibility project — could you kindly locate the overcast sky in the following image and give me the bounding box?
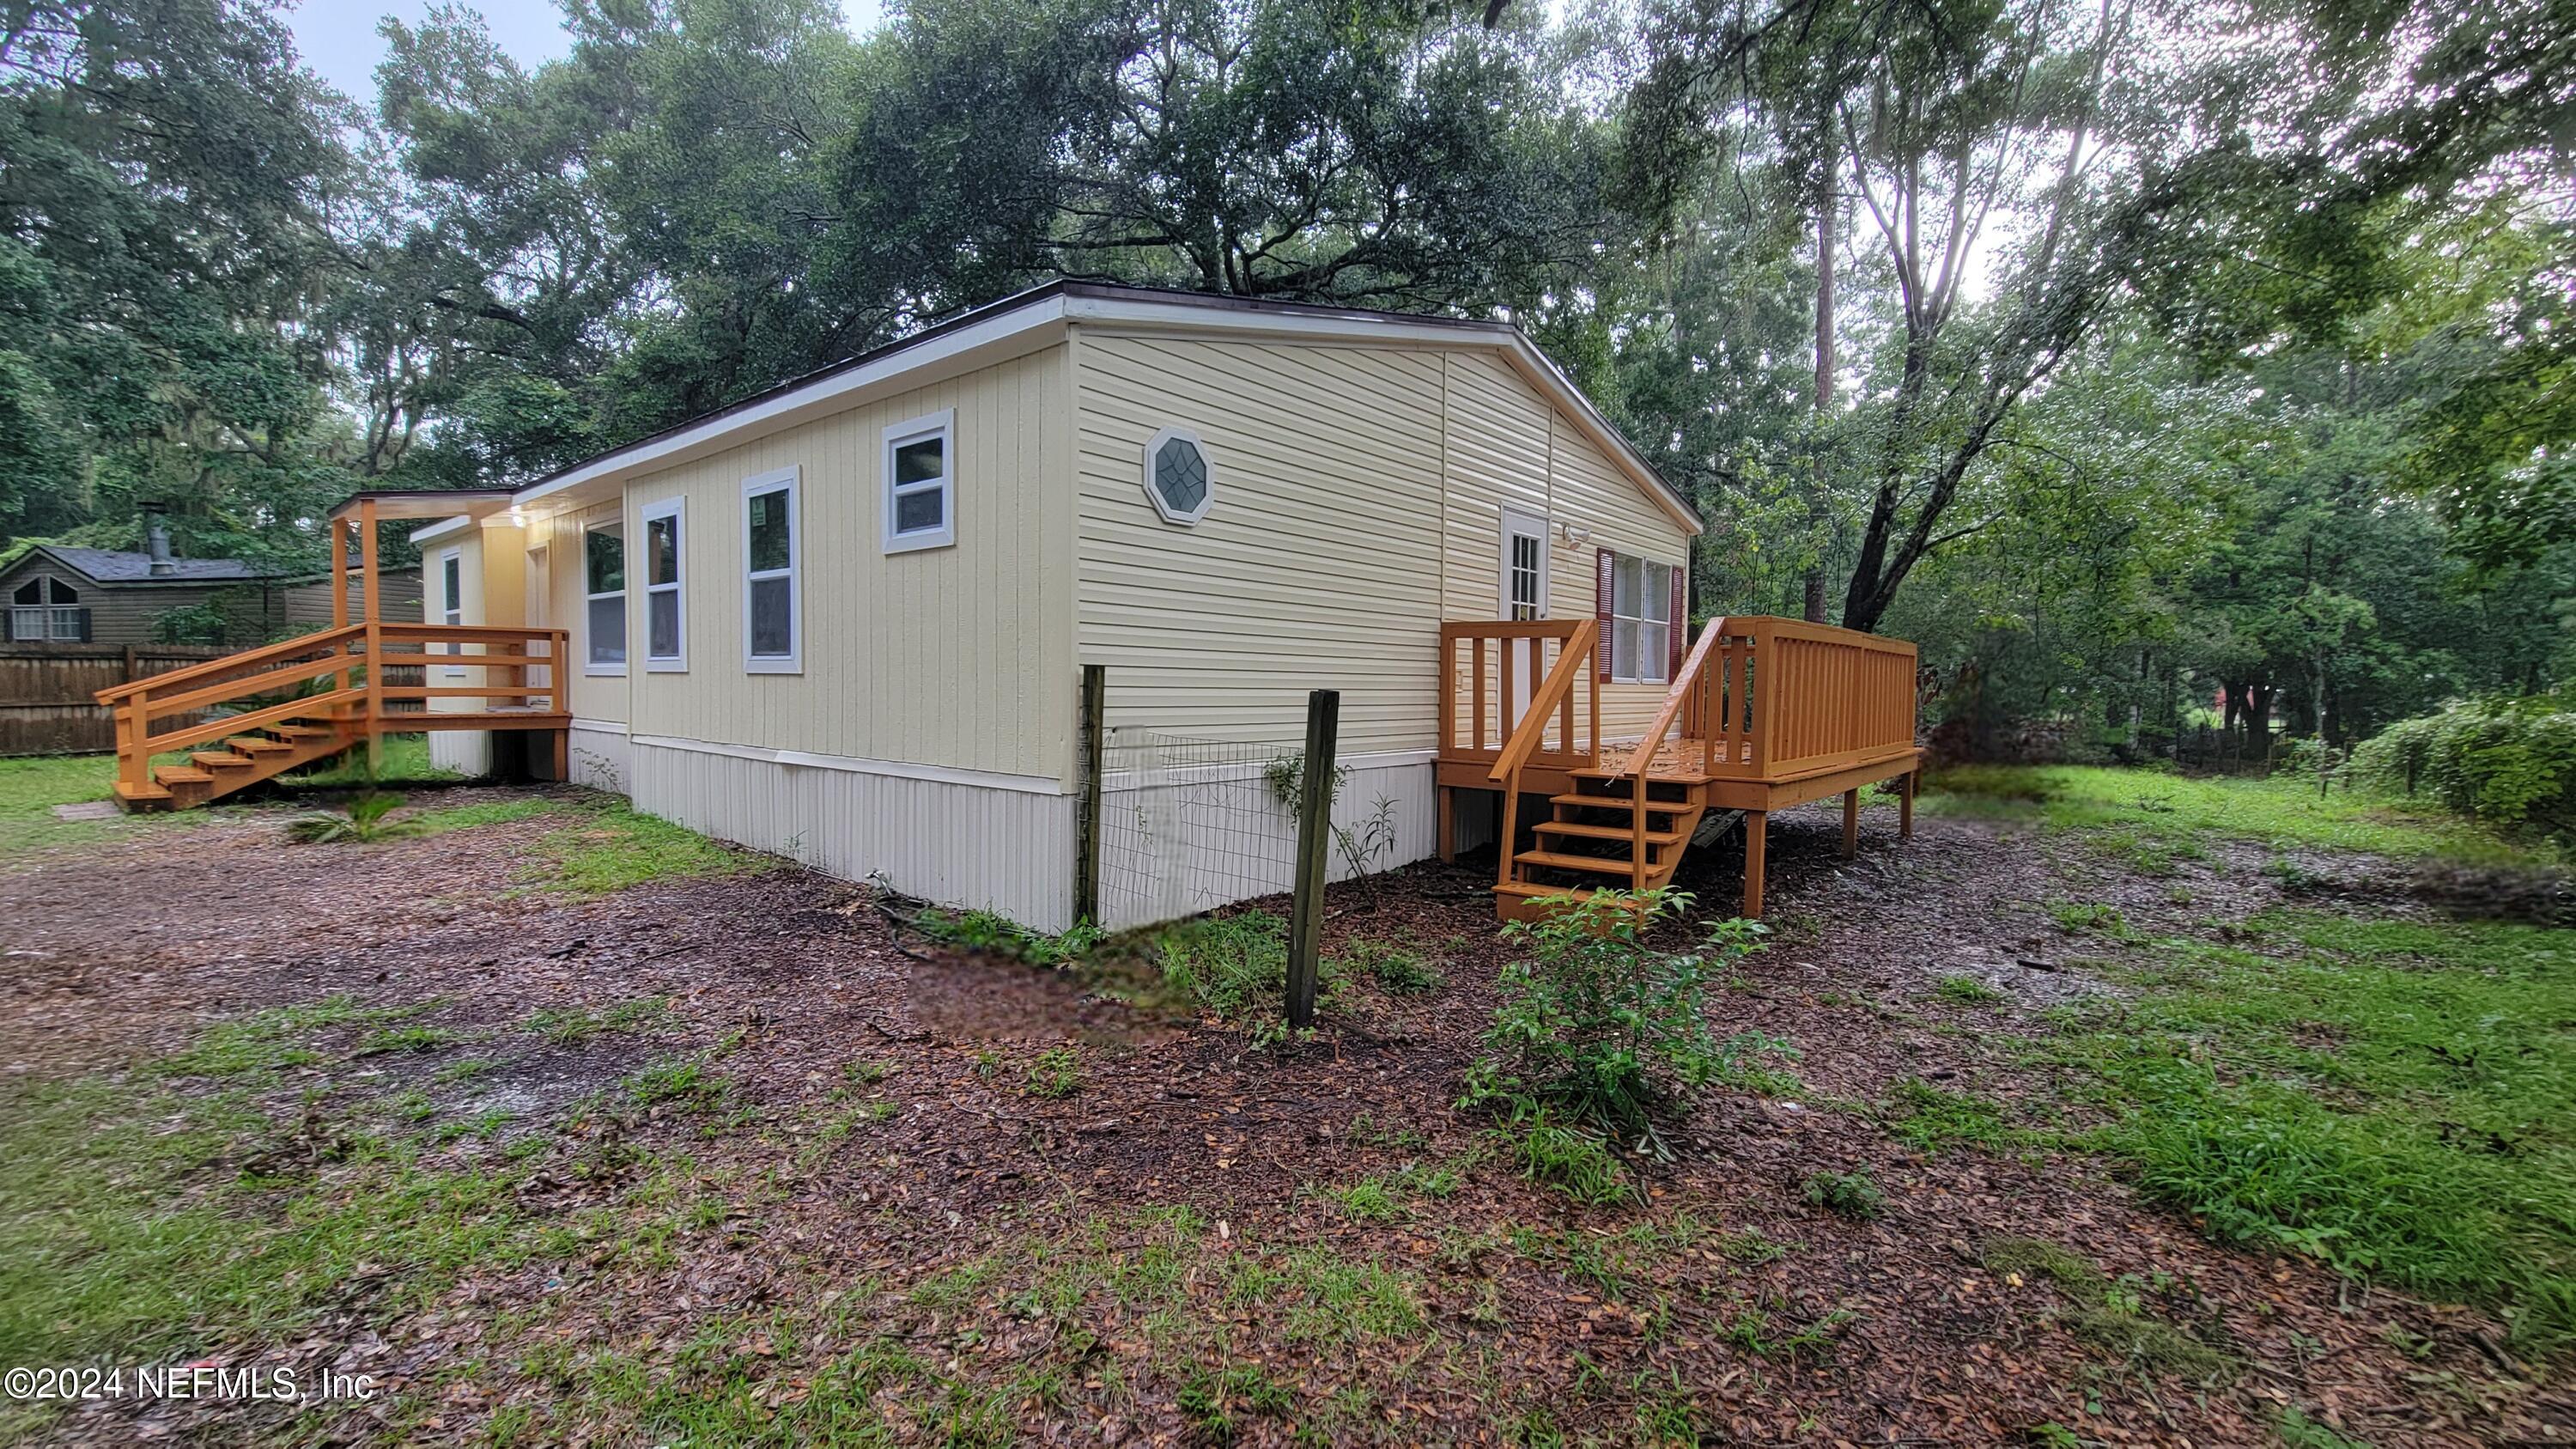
[284,2,885,106]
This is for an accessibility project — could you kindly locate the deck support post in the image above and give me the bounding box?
[1436,785,1455,863]
[359,498,383,773]
[1900,770,1916,838]
[1742,810,1767,918]
[1286,689,1340,1031]
[1841,788,1859,858]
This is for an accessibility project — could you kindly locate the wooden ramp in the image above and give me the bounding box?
[1436,615,1923,921]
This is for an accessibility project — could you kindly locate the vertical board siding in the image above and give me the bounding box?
[567,722,632,793]
[618,345,1073,781]
[427,531,490,776]
[1075,332,1449,755]
[630,740,1079,931]
[526,499,631,726]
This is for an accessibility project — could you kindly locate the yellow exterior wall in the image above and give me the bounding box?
[1074,330,1692,753]
[614,344,1075,779]
[526,499,630,726]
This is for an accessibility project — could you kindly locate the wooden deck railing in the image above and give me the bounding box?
[1673,616,1919,783]
[1437,619,1601,774]
[1479,619,1600,892]
[94,622,568,798]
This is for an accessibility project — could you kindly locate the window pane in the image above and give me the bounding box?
[647,515,678,587]
[586,526,623,594]
[10,581,37,606]
[649,589,680,659]
[748,490,791,571]
[442,556,461,608]
[1643,563,1670,622]
[587,594,625,664]
[48,579,76,604]
[1614,555,1641,616]
[895,486,945,534]
[1613,618,1639,681]
[750,575,793,657]
[1641,623,1668,681]
[894,435,945,485]
[52,608,80,640]
[1154,438,1206,512]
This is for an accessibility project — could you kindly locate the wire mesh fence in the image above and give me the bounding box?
[1096,727,1309,929]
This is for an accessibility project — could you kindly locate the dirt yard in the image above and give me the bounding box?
[1,767,2568,1446]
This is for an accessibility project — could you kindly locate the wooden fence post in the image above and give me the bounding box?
[1286,689,1340,1031]
[1074,664,1106,927]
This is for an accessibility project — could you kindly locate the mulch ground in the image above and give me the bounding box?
[2,788,2568,1446]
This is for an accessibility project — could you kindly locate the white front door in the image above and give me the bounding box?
[1498,508,1550,729]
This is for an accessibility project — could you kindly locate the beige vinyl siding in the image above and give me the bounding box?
[620,344,1073,780]
[1073,332,1690,757]
[1075,331,1449,754]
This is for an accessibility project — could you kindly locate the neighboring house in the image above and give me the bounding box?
[408,282,1705,928]
[0,542,423,647]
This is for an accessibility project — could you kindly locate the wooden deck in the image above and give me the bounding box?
[97,495,568,812]
[1437,614,1923,920]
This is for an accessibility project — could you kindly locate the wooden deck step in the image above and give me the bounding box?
[152,766,215,785]
[1573,764,1712,785]
[226,735,293,755]
[273,724,339,740]
[1534,819,1686,846]
[1548,793,1687,813]
[191,752,255,770]
[1514,849,1656,877]
[113,780,173,805]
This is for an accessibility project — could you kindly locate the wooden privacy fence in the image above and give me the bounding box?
[0,643,234,756]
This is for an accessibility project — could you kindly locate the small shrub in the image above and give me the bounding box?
[1801,1168,1885,1221]
[1023,1046,1080,1099]
[2349,700,2576,844]
[1461,890,1770,1154]
[1337,939,1442,996]
[285,792,420,845]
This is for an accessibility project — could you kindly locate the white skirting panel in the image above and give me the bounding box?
[627,740,1083,933]
[1098,758,1441,931]
[429,731,494,778]
[566,722,633,795]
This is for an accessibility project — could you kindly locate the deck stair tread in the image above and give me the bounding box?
[225,736,293,754]
[1533,819,1686,845]
[191,752,256,769]
[112,780,173,803]
[152,766,216,784]
[1514,849,1674,876]
[1548,792,1687,813]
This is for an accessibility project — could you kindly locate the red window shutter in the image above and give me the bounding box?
[1668,564,1686,679]
[1595,548,1613,683]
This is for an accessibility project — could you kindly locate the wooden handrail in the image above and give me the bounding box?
[93,624,361,704]
[1485,620,1599,785]
[1602,617,1729,784]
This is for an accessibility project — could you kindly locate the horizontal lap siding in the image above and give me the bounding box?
[620,346,1072,782]
[1076,332,1447,755]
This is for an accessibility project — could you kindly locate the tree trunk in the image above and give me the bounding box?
[1805,191,1835,624]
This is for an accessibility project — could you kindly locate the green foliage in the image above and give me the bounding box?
[1932,975,2006,1006]
[912,907,1103,967]
[1335,938,1443,996]
[2350,702,2576,844]
[1494,1112,1636,1208]
[2044,911,2576,1352]
[528,997,672,1045]
[1800,1169,1885,1222]
[1021,1046,1081,1099]
[522,799,767,898]
[1461,891,1779,1152]
[1980,1237,2233,1379]
[284,791,419,844]
[1153,910,1336,1027]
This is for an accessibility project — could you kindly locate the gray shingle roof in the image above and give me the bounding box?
[37,545,288,584]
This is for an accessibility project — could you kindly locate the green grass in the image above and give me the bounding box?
[410,796,565,836]
[518,799,769,898]
[0,752,192,855]
[1980,1235,2234,1379]
[528,996,671,1044]
[1933,975,2007,1006]
[1923,764,2546,868]
[2039,910,2576,1351]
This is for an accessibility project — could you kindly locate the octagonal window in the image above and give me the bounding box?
[1142,426,1214,525]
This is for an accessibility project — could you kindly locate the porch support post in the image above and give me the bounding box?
[360,498,383,773]
[1437,785,1455,864]
[1742,810,1767,919]
[1900,769,1916,838]
[1841,788,1859,859]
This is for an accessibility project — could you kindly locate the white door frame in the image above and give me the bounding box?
[1497,507,1551,731]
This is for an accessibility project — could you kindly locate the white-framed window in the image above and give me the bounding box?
[743,466,800,672]
[583,520,627,675]
[1607,552,1674,685]
[881,409,954,553]
[641,496,685,672]
[438,546,465,677]
[1141,426,1214,525]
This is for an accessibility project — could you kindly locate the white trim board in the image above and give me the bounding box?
[628,732,1070,796]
